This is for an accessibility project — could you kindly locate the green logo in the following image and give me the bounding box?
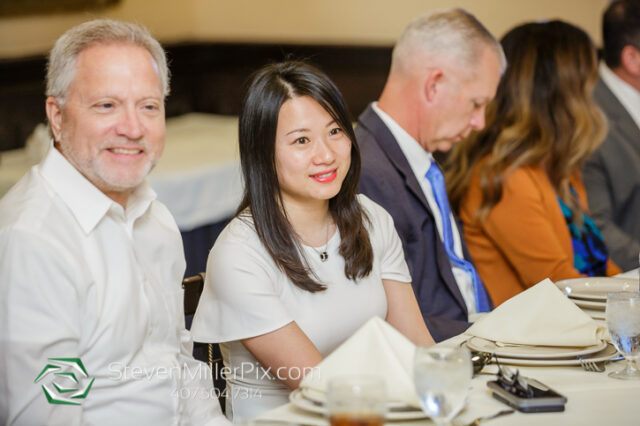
[34,358,94,405]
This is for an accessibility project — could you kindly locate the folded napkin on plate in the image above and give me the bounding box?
[467,278,605,347]
[300,316,420,407]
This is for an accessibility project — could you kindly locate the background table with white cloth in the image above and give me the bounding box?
[255,332,639,425]
[149,113,243,276]
[0,113,243,276]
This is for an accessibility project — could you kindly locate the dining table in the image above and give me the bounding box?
[254,330,639,425]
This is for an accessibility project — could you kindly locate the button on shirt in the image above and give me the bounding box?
[0,148,228,426]
[372,103,478,314]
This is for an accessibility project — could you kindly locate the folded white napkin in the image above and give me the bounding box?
[300,316,420,407]
[467,278,605,347]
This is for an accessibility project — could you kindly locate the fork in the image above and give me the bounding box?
[578,356,605,372]
[454,409,515,426]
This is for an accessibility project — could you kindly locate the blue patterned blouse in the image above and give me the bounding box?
[557,190,609,276]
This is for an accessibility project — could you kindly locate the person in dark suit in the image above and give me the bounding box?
[583,0,640,271]
[356,8,505,341]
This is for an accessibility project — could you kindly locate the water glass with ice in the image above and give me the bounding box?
[606,291,640,380]
[413,345,472,426]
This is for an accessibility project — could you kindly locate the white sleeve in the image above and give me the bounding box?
[359,194,412,283]
[190,221,293,343]
[0,229,85,426]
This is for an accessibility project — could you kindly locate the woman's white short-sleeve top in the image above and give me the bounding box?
[190,194,411,420]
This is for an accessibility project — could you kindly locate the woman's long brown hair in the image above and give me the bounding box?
[445,20,605,225]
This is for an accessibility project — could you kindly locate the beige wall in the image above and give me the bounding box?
[0,0,193,58]
[0,0,610,59]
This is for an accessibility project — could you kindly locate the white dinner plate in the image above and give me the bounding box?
[580,307,606,320]
[555,277,638,301]
[301,387,413,410]
[614,268,639,279]
[570,298,606,311]
[289,388,428,421]
[490,343,618,366]
[466,337,607,359]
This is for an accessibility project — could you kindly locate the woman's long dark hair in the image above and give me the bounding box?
[237,61,373,292]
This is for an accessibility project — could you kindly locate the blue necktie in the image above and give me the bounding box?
[425,161,491,312]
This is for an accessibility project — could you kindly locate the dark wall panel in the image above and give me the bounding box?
[0,42,391,151]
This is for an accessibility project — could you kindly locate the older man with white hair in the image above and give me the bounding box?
[357,8,505,341]
[0,19,229,426]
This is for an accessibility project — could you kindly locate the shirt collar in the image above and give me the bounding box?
[371,102,434,179]
[599,63,640,123]
[38,148,156,234]
[125,181,156,224]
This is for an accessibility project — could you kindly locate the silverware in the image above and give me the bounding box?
[300,392,420,413]
[462,339,493,376]
[455,409,515,426]
[578,356,606,372]
[470,350,493,375]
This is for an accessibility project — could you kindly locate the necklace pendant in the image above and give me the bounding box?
[320,251,328,262]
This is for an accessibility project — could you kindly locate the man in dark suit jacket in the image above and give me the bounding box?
[356,9,505,341]
[583,0,640,271]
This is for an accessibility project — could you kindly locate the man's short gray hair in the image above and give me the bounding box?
[391,8,506,75]
[46,18,169,104]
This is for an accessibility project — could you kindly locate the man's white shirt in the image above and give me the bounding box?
[372,103,477,315]
[600,62,640,131]
[0,148,228,426]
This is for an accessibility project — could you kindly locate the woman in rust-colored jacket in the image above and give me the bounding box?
[445,21,621,306]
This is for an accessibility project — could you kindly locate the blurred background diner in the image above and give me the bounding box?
[583,0,640,272]
[0,0,614,279]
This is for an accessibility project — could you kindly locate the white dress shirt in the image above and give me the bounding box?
[0,148,229,426]
[372,103,477,314]
[600,62,640,131]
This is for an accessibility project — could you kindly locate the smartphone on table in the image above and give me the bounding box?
[487,376,567,413]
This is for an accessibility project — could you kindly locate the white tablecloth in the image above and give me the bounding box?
[149,113,242,230]
[255,333,639,425]
[0,113,243,231]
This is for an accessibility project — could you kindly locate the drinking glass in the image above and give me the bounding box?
[413,345,472,426]
[606,291,640,380]
[326,375,386,426]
